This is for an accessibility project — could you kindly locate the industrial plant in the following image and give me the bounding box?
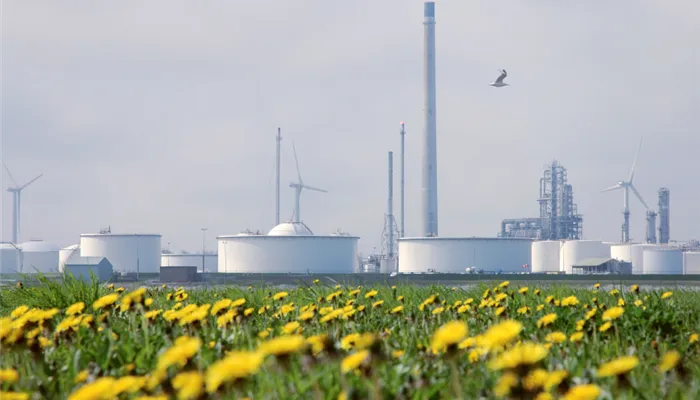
[1,0,698,282]
[500,161,583,240]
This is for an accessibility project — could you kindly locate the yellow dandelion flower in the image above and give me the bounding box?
[561,296,579,307]
[602,307,624,321]
[205,351,264,393]
[259,335,306,356]
[364,290,378,299]
[535,392,554,400]
[172,371,203,400]
[661,291,673,299]
[391,305,403,314]
[690,333,699,344]
[156,336,202,372]
[523,368,548,391]
[545,331,567,344]
[544,370,568,390]
[257,330,270,339]
[517,306,530,315]
[536,304,545,311]
[585,309,597,320]
[392,350,405,359]
[569,332,584,343]
[0,393,29,400]
[657,350,680,373]
[488,342,548,370]
[537,313,557,328]
[634,299,643,307]
[494,306,506,316]
[597,355,639,377]
[0,369,19,384]
[598,322,612,332]
[273,292,289,301]
[430,320,468,353]
[519,287,529,294]
[298,310,315,321]
[92,293,119,310]
[74,370,88,384]
[563,384,600,400]
[617,298,625,307]
[67,377,116,400]
[282,321,301,335]
[494,371,518,397]
[432,307,445,315]
[341,350,370,373]
[66,302,85,316]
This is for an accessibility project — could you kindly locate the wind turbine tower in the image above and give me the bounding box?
[422,0,438,237]
[601,138,648,243]
[400,122,406,238]
[289,142,327,223]
[3,163,43,244]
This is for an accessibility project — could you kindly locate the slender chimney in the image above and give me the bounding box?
[422,0,438,237]
[275,128,282,225]
[388,151,395,258]
[400,122,406,238]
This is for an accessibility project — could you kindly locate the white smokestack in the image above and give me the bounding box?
[422,0,438,237]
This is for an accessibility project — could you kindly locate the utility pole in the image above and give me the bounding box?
[201,228,208,273]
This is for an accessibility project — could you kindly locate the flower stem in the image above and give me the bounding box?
[449,358,463,400]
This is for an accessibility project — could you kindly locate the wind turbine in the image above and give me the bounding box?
[289,142,327,223]
[601,138,648,243]
[3,163,43,244]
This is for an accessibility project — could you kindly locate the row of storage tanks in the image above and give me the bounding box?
[3,232,699,275]
[531,240,700,275]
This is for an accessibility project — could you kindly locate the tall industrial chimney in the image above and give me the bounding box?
[422,0,439,237]
[275,128,282,225]
[658,187,670,244]
[388,151,395,259]
[400,122,406,238]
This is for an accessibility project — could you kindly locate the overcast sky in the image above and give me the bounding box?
[2,0,699,254]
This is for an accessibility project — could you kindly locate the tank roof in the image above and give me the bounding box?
[80,233,161,237]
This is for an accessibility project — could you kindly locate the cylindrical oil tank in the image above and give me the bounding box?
[630,244,659,275]
[398,238,532,274]
[610,243,636,264]
[161,254,218,273]
[531,241,562,273]
[80,234,161,274]
[643,248,683,274]
[19,240,61,274]
[559,240,608,274]
[218,223,358,273]
[1,243,20,274]
[684,252,700,275]
[59,244,80,272]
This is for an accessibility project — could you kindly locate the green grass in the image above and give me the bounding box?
[1,278,699,399]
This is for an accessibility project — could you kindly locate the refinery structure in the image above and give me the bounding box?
[2,1,698,281]
[500,161,583,240]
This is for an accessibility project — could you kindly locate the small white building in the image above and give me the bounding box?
[217,222,359,274]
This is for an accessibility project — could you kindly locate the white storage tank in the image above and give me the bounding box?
[610,243,636,263]
[161,253,218,273]
[643,247,683,274]
[1,243,20,274]
[59,244,80,272]
[80,234,161,274]
[19,240,61,274]
[630,244,659,275]
[398,237,532,274]
[560,240,608,274]
[531,240,562,273]
[217,223,359,274]
[684,252,700,275]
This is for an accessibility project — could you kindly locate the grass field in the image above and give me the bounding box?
[1,275,699,399]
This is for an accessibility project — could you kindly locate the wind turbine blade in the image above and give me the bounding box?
[301,185,327,193]
[630,184,649,209]
[601,184,622,193]
[292,141,302,184]
[2,163,18,187]
[628,137,643,183]
[19,174,43,190]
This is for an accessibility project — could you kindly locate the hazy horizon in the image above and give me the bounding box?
[2,0,698,254]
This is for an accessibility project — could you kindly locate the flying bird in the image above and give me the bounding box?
[490,69,509,87]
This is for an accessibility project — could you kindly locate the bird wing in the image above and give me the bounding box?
[495,70,507,84]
